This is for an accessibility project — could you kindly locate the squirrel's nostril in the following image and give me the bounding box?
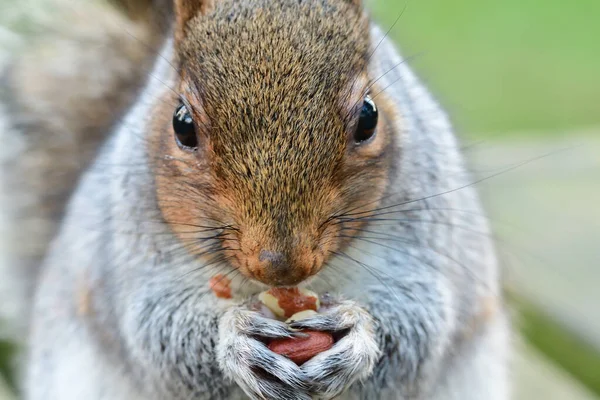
[258,250,287,270]
[244,246,319,286]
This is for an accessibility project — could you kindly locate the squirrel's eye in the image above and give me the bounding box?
[354,95,378,143]
[173,103,197,149]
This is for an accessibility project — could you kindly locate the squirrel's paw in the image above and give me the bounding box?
[289,300,381,400]
[217,305,311,400]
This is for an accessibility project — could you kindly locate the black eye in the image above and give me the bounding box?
[173,103,198,149]
[354,95,378,143]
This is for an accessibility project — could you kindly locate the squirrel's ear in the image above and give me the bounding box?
[174,0,215,42]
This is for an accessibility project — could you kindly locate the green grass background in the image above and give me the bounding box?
[370,0,600,137]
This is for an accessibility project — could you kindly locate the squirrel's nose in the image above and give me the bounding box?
[251,249,310,286]
[258,250,287,270]
[237,232,320,286]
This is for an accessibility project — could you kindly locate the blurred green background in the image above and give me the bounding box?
[1,0,599,399]
[370,0,600,137]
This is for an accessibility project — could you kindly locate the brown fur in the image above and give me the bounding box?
[152,0,397,286]
[76,271,93,318]
[173,0,215,43]
[461,295,500,341]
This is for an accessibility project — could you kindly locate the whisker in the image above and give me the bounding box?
[367,1,409,65]
[336,234,487,288]
[329,250,422,308]
[336,218,490,237]
[332,146,578,221]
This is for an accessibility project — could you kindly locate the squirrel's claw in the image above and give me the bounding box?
[238,312,296,338]
[292,300,381,400]
[217,306,312,400]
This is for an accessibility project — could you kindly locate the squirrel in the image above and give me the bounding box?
[0,0,510,399]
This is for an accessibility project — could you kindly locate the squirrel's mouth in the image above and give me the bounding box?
[246,272,313,288]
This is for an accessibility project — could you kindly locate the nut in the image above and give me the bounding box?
[285,310,318,324]
[268,330,334,365]
[258,288,320,319]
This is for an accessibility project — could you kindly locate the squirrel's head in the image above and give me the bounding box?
[151,0,396,287]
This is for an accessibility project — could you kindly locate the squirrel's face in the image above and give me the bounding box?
[151,0,395,286]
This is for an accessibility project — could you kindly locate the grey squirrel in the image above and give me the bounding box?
[1,0,510,399]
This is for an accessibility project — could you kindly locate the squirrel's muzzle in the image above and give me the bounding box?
[254,249,308,286]
[236,233,323,287]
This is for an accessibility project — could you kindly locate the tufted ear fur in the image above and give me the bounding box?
[174,0,215,43]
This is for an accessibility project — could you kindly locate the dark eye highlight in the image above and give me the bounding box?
[354,95,378,143]
[173,103,198,149]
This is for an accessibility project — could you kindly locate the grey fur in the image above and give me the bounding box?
[22,18,509,400]
[0,0,165,346]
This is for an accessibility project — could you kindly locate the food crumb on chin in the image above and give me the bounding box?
[209,274,232,299]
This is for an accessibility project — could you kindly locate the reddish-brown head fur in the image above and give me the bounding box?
[150,0,396,286]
